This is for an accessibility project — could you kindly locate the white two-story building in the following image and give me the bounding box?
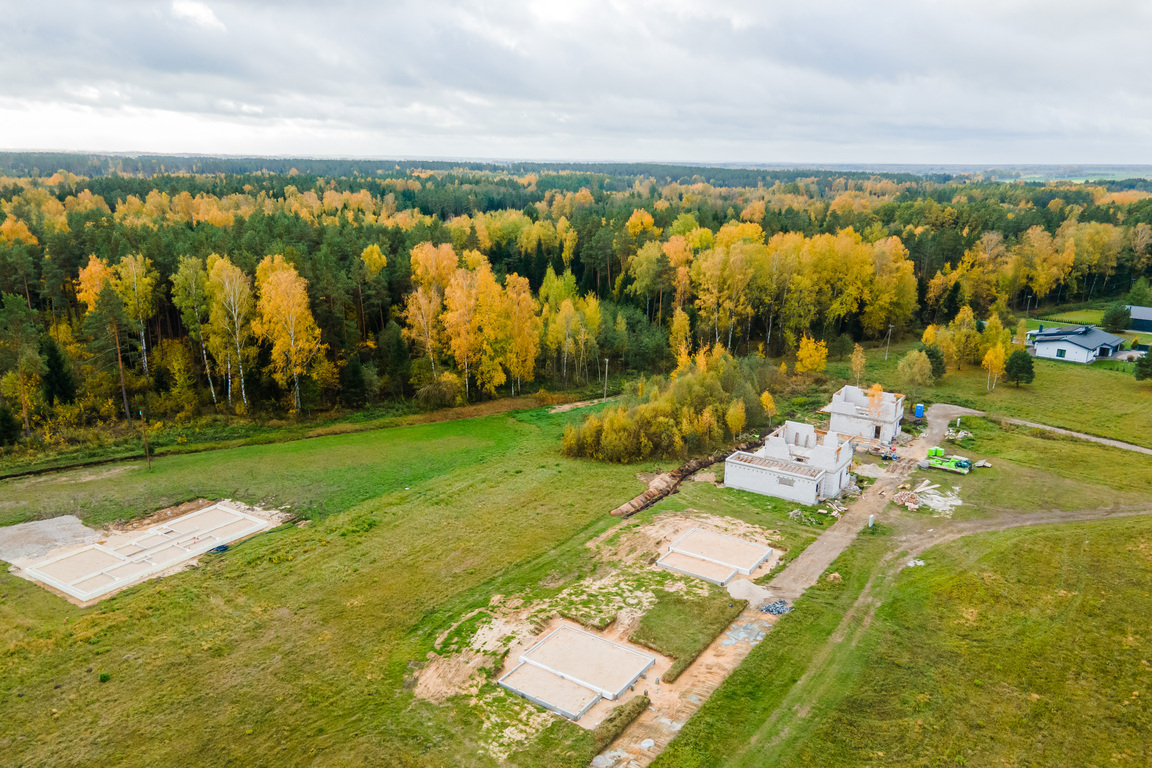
[821,384,904,444]
[724,421,854,506]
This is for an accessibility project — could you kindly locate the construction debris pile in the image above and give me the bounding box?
[788,509,821,526]
[891,480,964,516]
[945,428,972,441]
[762,600,792,615]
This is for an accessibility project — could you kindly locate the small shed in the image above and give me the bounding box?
[1127,305,1152,333]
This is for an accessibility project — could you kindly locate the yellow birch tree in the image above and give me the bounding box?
[253,254,323,412]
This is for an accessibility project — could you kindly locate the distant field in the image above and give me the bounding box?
[1037,308,1104,325]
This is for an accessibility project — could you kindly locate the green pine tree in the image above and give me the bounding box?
[41,334,77,405]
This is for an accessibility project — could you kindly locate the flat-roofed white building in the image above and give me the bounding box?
[821,384,904,444]
[724,421,854,505]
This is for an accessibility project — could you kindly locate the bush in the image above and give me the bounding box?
[562,347,759,463]
[416,371,463,409]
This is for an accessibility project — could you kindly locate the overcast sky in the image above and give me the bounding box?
[1,1,1151,164]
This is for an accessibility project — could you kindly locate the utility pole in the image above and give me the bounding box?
[1025,294,1033,320]
[884,324,894,361]
[604,359,609,400]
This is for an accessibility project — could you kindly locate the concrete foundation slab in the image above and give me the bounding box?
[656,551,738,585]
[497,662,602,720]
[667,528,773,575]
[520,625,655,700]
[22,502,273,603]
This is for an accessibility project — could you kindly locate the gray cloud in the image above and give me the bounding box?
[0,0,1150,162]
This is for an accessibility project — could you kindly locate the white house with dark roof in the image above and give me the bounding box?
[821,384,904,444]
[1026,324,1124,364]
[724,421,854,505]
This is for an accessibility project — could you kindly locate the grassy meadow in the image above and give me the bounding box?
[767,516,1152,768]
[0,404,833,767]
[827,339,1152,448]
[0,407,667,767]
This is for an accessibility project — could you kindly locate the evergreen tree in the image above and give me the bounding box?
[84,284,133,425]
[1005,349,1035,386]
[1102,303,1131,333]
[41,334,77,405]
[1128,277,1152,307]
[340,355,367,407]
[1135,353,1152,381]
[0,403,19,445]
[917,342,946,379]
[377,320,409,395]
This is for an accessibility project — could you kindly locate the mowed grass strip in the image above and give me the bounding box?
[0,408,662,768]
[629,591,747,682]
[769,516,1152,768]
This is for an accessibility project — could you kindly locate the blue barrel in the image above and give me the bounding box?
[914,403,925,418]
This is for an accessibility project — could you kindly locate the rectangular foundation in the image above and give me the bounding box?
[497,662,602,720]
[656,551,739,585]
[24,502,273,603]
[667,528,773,575]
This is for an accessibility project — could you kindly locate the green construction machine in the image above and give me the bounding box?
[926,446,972,474]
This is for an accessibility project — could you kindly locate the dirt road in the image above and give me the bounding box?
[999,417,1152,456]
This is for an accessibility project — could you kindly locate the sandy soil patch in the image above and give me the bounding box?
[589,512,782,568]
[0,516,101,563]
[549,396,618,414]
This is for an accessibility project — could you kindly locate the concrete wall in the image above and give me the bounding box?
[829,412,901,443]
[724,456,819,505]
[1034,341,1093,363]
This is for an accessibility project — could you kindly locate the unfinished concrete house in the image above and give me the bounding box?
[724,421,854,505]
[821,384,904,444]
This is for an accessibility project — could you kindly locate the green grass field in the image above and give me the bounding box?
[768,516,1152,767]
[0,407,669,767]
[827,340,1152,448]
[0,404,832,767]
[1038,308,1105,325]
[902,417,1152,520]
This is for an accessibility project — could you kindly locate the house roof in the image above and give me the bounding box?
[1031,324,1124,351]
[726,452,825,479]
[1127,305,1152,322]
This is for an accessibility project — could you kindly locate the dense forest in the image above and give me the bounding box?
[2,153,1152,450]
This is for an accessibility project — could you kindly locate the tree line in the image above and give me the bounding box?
[3,163,1152,447]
